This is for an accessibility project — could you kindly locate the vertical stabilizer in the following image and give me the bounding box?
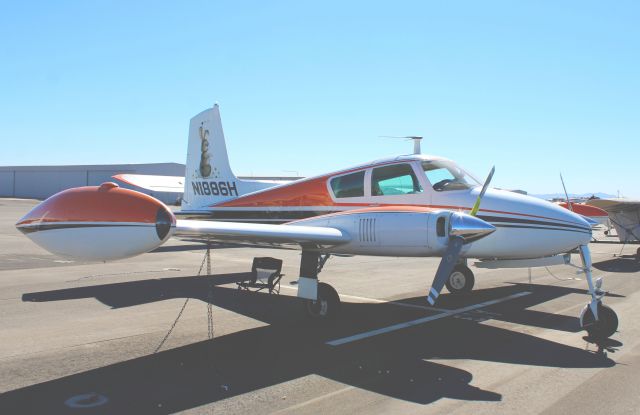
[182,104,237,210]
[181,104,281,211]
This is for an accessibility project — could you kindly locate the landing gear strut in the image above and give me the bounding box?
[578,245,619,340]
[298,251,341,319]
[445,264,475,294]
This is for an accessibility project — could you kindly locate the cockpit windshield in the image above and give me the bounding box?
[422,160,480,192]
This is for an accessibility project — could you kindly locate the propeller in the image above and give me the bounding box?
[426,167,496,305]
[470,166,495,216]
[379,135,423,154]
[560,173,598,227]
[560,173,573,212]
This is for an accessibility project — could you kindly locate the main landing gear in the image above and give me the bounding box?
[297,252,341,320]
[445,263,475,294]
[306,282,340,319]
[578,245,619,340]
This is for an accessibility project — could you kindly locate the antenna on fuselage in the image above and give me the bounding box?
[379,135,423,155]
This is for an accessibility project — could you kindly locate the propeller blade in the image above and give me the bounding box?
[427,235,465,305]
[560,173,574,212]
[426,211,496,306]
[469,166,495,217]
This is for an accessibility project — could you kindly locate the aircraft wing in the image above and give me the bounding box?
[175,219,351,246]
[586,199,640,242]
[113,174,184,193]
[585,198,640,213]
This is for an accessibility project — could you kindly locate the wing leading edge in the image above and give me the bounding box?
[174,219,351,246]
[114,174,185,193]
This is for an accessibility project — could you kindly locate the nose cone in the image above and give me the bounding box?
[449,212,496,242]
[466,188,593,258]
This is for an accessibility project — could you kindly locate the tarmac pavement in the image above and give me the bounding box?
[1,198,639,414]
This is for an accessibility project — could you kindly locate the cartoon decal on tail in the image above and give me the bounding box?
[193,118,236,196]
[199,124,212,178]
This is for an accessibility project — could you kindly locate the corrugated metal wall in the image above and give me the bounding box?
[0,163,185,204]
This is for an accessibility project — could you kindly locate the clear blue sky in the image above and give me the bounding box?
[1,1,638,197]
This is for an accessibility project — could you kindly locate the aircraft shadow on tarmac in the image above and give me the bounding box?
[21,275,624,333]
[10,274,622,413]
[592,256,640,273]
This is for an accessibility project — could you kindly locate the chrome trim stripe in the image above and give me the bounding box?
[477,214,590,232]
[17,223,154,235]
[493,224,592,235]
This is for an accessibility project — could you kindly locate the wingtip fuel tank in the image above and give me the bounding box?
[16,183,175,261]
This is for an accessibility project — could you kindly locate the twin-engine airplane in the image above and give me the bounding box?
[16,105,618,340]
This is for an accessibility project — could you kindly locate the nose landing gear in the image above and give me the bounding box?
[578,245,619,340]
[445,264,475,294]
[580,302,619,339]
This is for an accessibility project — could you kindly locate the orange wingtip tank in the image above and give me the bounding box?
[16,183,175,261]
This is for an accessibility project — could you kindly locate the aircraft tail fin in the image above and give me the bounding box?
[182,104,279,211]
[182,105,239,210]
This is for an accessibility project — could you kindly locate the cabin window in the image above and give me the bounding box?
[371,164,423,196]
[330,171,365,198]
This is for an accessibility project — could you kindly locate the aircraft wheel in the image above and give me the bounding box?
[445,265,475,294]
[636,247,640,261]
[604,230,609,236]
[581,303,619,339]
[305,282,341,319]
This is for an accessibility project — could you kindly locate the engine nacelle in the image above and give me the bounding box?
[291,206,451,256]
[290,207,493,257]
[15,182,175,261]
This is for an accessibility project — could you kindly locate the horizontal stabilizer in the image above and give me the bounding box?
[113,174,184,193]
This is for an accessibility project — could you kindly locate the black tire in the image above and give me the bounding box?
[305,282,341,319]
[636,247,640,261]
[445,265,475,294]
[581,303,618,339]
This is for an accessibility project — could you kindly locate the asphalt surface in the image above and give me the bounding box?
[1,198,639,414]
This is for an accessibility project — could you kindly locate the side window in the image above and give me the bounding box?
[371,164,422,196]
[330,171,365,198]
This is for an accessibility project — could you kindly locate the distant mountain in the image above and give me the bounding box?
[531,192,617,201]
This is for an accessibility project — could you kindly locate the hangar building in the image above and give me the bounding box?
[0,163,185,205]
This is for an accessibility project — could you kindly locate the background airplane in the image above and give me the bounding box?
[16,105,619,340]
[586,198,640,245]
[556,202,609,228]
